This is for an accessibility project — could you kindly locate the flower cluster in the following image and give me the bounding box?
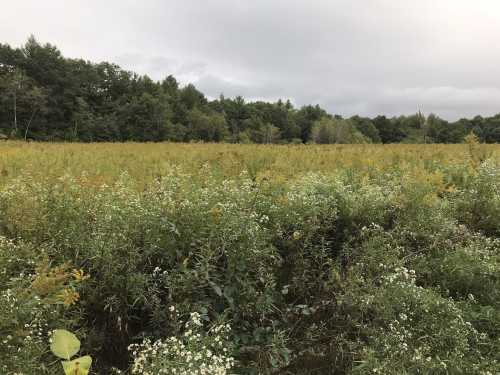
[129,312,234,375]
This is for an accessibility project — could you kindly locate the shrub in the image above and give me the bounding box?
[0,237,86,375]
[0,149,498,374]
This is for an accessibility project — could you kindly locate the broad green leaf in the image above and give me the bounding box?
[50,329,81,360]
[61,356,92,375]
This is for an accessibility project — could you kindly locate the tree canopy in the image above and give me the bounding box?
[1,37,499,143]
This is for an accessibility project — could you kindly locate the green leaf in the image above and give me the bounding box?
[210,281,223,297]
[50,329,81,360]
[61,356,92,375]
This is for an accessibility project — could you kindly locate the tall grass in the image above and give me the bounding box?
[1,142,498,185]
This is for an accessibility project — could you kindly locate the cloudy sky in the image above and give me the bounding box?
[2,0,500,120]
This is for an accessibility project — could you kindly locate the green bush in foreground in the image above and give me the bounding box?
[0,160,498,374]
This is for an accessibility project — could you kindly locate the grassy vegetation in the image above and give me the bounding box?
[1,142,499,183]
[0,142,499,374]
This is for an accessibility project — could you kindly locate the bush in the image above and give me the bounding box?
[0,156,498,374]
[0,237,86,374]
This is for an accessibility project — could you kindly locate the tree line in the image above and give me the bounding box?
[1,37,499,143]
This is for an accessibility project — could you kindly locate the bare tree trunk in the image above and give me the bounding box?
[74,119,78,140]
[24,108,37,142]
[13,91,17,134]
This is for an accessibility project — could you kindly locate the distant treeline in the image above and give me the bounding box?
[1,36,499,143]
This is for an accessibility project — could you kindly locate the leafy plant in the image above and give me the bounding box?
[464,131,492,169]
[0,143,499,373]
[50,329,92,375]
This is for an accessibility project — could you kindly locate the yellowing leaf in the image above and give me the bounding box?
[61,356,92,375]
[50,329,81,360]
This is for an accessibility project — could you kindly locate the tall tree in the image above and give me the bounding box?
[0,68,47,139]
[311,117,369,144]
[1,37,500,144]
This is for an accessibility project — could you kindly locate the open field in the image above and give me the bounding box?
[0,142,499,374]
[1,142,500,183]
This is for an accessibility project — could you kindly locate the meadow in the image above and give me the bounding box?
[1,142,499,183]
[0,141,499,374]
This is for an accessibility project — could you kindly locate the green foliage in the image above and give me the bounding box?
[2,37,500,143]
[0,238,86,374]
[350,115,381,143]
[451,160,500,236]
[0,148,499,373]
[310,117,370,144]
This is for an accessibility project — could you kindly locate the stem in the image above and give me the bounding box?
[24,108,38,141]
[13,91,17,133]
[74,119,78,140]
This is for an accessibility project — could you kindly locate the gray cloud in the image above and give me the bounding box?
[2,0,500,120]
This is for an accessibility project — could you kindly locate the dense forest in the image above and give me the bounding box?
[1,36,499,143]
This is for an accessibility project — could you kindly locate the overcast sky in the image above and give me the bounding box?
[2,0,500,120]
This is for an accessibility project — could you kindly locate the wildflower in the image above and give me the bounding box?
[71,269,90,282]
[58,288,80,306]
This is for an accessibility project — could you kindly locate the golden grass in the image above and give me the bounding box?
[1,141,499,185]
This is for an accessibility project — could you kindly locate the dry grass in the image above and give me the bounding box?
[1,142,499,186]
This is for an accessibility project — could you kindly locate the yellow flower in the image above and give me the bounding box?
[58,288,80,306]
[444,184,456,193]
[210,206,223,222]
[72,269,90,282]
